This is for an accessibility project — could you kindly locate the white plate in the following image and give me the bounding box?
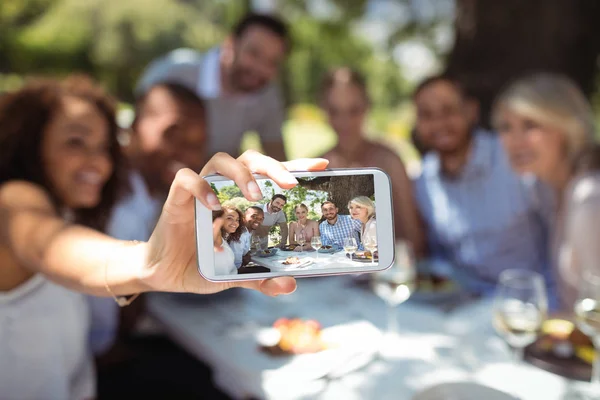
[256,320,381,383]
[412,382,517,400]
[280,257,314,269]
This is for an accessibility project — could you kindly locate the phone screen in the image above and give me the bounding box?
[209,172,381,276]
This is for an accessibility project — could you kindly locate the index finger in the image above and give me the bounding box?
[238,150,329,189]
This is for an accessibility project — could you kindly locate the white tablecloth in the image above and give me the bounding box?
[250,249,369,272]
[146,276,590,400]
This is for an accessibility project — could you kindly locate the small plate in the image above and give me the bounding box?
[256,248,279,257]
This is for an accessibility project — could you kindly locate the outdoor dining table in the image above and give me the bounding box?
[146,274,592,400]
[249,248,370,272]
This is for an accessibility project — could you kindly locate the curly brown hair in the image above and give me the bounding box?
[0,74,129,232]
[213,205,245,243]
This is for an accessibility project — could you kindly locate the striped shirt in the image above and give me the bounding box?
[414,130,549,295]
[319,215,361,248]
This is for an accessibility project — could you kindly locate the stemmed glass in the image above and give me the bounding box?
[343,237,358,260]
[311,236,322,260]
[492,269,547,365]
[363,235,378,265]
[269,232,280,249]
[574,269,600,396]
[251,235,262,255]
[297,231,306,253]
[371,240,416,335]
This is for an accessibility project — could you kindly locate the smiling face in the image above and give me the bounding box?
[245,208,264,231]
[269,197,286,213]
[348,202,369,222]
[496,107,566,179]
[223,208,240,234]
[321,203,338,221]
[41,96,113,209]
[295,206,308,221]
[133,85,206,194]
[415,80,477,154]
[230,26,286,92]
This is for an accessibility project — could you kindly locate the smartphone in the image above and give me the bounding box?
[195,168,395,282]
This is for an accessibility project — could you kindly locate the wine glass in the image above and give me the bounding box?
[574,269,600,395]
[311,236,322,260]
[371,241,416,335]
[250,235,261,255]
[296,231,306,253]
[269,232,280,248]
[343,237,358,260]
[492,269,547,365]
[363,235,378,265]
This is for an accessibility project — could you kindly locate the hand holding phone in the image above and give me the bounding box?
[195,168,395,282]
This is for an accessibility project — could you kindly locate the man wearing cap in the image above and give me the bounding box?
[136,13,290,161]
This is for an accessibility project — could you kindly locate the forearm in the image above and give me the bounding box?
[10,211,148,297]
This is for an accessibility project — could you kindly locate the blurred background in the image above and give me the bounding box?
[3,0,599,173]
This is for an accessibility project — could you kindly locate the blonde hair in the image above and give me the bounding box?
[492,73,595,161]
[348,196,375,219]
[294,203,309,213]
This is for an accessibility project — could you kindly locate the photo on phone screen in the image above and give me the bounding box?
[210,173,381,276]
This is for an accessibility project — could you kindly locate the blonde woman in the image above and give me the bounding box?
[288,203,319,252]
[493,72,596,310]
[348,196,376,248]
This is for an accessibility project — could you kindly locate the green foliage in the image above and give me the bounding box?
[222,197,253,213]
[281,185,327,222]
[216,184,243,203]
[0,0,413,107]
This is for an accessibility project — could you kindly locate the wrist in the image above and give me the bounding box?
[106,240,151,296]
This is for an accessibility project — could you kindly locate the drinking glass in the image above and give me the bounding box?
[343,237,358,259]
[371,240,416,334]
[297,231,306,253]
[251,235,261,255]
[574,269,600,395]
[311,236,322,259]
[363,235,378,265]
[269,232,280,248]
[492,269,547,364]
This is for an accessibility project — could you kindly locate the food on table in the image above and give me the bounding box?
[416,273,456,292]
[282,256,301,265]
[263,249,271,254]
[323,245,332,249]
[272,318,325,354]
[535,318,594,361]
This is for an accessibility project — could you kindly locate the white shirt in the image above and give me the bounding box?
[215,239,238,276]
[229,229,251,268]
[0,275,95,400]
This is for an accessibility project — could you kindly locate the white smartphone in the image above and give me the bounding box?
[195,168,395,282]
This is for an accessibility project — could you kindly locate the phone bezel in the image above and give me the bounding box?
[195,168,395,282]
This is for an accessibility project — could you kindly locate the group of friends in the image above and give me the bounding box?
[213,194,377,275]
[0,10,598,400]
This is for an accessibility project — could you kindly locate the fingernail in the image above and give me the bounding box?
[206,192,221,210]
[247,181,263,200]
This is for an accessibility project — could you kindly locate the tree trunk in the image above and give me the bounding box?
[298,175,374,215]
[445,0,600,129]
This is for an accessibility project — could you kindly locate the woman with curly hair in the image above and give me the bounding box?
[217,205,247,268]
[0,74,127,399]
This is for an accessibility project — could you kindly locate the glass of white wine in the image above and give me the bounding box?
[296,231,306,253]
[574,269,600,394]
[311,236,322,260]
[492,269,547,365]
[343,237,358,260]
[363,235,378,265]
[371,240,416,334]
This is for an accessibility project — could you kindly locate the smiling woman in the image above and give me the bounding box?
[0,74,127,399]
